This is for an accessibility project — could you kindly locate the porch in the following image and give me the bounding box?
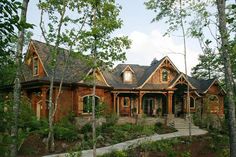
[112,85,197,118]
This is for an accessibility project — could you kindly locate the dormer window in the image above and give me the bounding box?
[33,57,39,76]
[123,71,132,83]
[162,69,168,82]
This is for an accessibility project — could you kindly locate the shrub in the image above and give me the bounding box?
[54,125,78,141]
[105,113,118,126]
[80,123,92,134]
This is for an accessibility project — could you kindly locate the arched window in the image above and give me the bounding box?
[162,69,168,82]
[208,95,219,102]
[83,95,99,113]
[190,97,195,108]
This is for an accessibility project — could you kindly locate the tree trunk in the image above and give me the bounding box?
[179,0,191,139]
[92,68,96,157]
[11,0,29,156]
[216,1,236,157]
[47,78,55,152]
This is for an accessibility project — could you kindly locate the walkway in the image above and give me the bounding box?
[43,128,208,157]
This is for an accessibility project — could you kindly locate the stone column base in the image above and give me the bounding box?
[165,114,175,127]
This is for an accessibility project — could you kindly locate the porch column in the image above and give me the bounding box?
[113,93,117,113]
[117,97,120,116]
[138,92,144,114]
[167,91,174,114]
[41,87,47,119]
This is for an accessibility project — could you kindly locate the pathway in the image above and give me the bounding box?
[43,128,208,157]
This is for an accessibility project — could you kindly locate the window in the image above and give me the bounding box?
[123,97,130,107]
[162,69,168,82]
[33,57,39,76]
[190,97,195,108]
[123,71,132,83]
[83,96,99,113]
[208,95,219,102]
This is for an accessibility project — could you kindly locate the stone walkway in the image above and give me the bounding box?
[43,128,208,157]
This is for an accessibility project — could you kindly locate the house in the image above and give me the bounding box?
[2,40,225,122]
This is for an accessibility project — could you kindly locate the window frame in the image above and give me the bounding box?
[161,69,168,82]
[123,71,132,83]
[82,95,100,114]
[190,97,195,109]
[33,56,39,76]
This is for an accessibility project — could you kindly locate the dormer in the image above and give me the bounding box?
[122,65,134,83]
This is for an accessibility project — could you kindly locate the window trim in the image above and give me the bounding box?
[33,56,39,76]
[161,68,169,82]
[82,95,100,114]
[190,97,195,109]
[123,71,132,83]
[123,97,130,107]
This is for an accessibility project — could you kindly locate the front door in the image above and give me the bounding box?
[143,98,154,116]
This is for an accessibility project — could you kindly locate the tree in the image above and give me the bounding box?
[11,0,30,156]
[150,57,158,66]
[145,0,192,138]
[191,48,222,80]
[77,1,130,156]
[216,1,236,156]
[38,0,88,152]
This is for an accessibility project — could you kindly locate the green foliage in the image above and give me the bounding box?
[98,150,128,157]
[0,96,39,156]
[191,48,222,80]
[105,113,118,126]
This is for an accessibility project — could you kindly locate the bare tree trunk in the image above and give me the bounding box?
[216,1,236,157]
[179,0,191,139]
[11,0,29,156]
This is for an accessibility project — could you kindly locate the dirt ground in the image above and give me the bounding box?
[18,134,226,157]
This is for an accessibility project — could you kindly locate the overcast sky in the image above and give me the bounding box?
[27,0,204,75]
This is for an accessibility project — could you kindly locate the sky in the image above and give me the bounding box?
[27,0,203,75]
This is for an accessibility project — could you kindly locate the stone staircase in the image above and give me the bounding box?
[174,118,199,130]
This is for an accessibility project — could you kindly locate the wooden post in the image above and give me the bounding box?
[41,87,47,118]
[117,96,120,116]
[113,93,117,113]
[167,91,174,114]
[138,92,144,114]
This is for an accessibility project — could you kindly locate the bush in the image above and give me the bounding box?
[54,125,78,141]
[105,113,118,126]
[80,123,92,134]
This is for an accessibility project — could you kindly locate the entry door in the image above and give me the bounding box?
[144,98,154,116]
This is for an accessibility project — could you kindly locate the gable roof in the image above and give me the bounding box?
[23,40,92,84]
[138,56,180,88]
[188,77,221,94]
[168,73,196,89]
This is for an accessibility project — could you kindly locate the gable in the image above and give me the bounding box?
[24,42,47,78]
[139,56,180,88]
[169,73,196,89]
[204,81,225,95]
[95,69,110,87]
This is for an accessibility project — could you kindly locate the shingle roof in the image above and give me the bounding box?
[23,40,91,83]
[22,40,219,94]
[188,77,216,93]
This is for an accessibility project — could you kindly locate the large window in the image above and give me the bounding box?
[162,69,168,82]
[83,96,99,113]
[33,57,39,76]
[123,71,132,83]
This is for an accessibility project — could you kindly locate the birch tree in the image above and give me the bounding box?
[77,1,130,156]
[11,0,30,156]
[38,0,87,152]
[145,0,192,138]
